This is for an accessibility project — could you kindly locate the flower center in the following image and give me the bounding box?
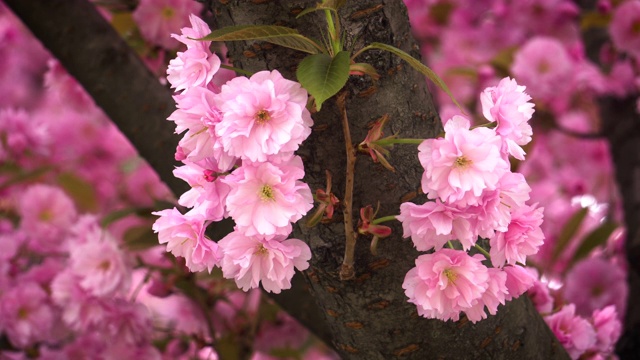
[537,60,551,74]
[39,209,53,222]
[259,185,275,202]
[454,156,472,169]
[443,268,458,284]
[98,260,111,271]
[255,244,269,255]
[255,109,271,124]
[17,307,29,320]
[161,7,175,19]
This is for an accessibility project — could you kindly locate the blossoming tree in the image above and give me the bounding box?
[4,0,639,359]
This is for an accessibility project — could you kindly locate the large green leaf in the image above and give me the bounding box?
[551,207,589,262]
[571,222,618,265]
[296,51,350,111]
[363,42,464,111]
[197,25,322,54]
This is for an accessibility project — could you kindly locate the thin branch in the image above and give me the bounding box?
[337,91,357,281]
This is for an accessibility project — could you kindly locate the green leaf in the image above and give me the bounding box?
[551,207,589,262]
[123,225,159,251]
[571,222,618,265]
[364,42,464,111]
[296,51,351,111]
[296,0,347,18]
[197,25,322,54]
[581,11,611,31]
[57,172,98,213]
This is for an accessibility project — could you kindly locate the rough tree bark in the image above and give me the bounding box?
[212,1,567,359]
[5,0,569,358]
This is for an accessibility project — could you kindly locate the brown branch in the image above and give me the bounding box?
[337,91,358,281]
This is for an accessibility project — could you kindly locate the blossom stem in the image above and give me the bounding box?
[373,138,424,146]
[372,215,397,225]
[474,244,491,260]
[447,241,455,249]
[338,91,357,281]
[220,64,254,77]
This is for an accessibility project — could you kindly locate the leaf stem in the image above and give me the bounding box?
[372,215,397,225]
[220,64,254,77]
[337,91,357,281]
[373,138,424,146]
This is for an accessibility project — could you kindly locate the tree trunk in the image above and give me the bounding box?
[213,0,568,358]
[5,0,569,358]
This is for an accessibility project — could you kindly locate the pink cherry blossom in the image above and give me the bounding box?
[511,37,573,105]
[465,268,508,323]
[503,264,536,301]
[398,199,475,251]
[610,0,640,61]
[490,204,545,267]
[152,207,222,273]
[563,257,628,318]
[480,77,535,160]
[171,14,213,52]
[169,86,236,170]
[68,228,130,297]
[222,156,313,237]
[402,249,489,322]
[214,70,313,162]
[167,47,221,93]
[526,268,554,314]
[17,184,77,252]
[218,231,311,293]
[132,0,202,50]
[173,161,231,221]
[591,305,621,355]
[544,304,597,359]
[418,115,509,206]
[0,282,54,348]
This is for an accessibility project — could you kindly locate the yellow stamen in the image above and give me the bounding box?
[259,185,275,202]
[255,244,269,255]
[443,268,458,284]
[255,109,271,124]
[454,156,472,169]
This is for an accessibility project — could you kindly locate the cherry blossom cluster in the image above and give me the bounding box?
[153,15,314,294]
[399,77,545,323]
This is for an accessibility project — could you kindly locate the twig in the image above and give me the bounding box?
[337,91,357,281]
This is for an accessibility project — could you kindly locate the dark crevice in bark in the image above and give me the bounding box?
[214,0,568,358]
[3,0,333,349]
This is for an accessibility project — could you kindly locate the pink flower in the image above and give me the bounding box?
[418,115,509,206]
[480,77,535,160]
[591,305,622,355]
[490,204,545,267]
[465,268,508,323]
[68,228,130,297]
[545,304,597,359]
[526,268,554,314]
[171,14,213,52]
[214,70,313,162]
[17,184,77,252]
[503,264,536,301]
[152,208,222,272]
[398,199,475,251]
[218,231,311,293]
[402,249,489,322]
[0,282,54,348]
[610,1,640,61]
[173,161,231,222]
[222,156,313,237]
[511,37,573,104]
[167,47,221,93]
[563,257,628,318]
[132,0,202,49]
[169,87,236,170]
